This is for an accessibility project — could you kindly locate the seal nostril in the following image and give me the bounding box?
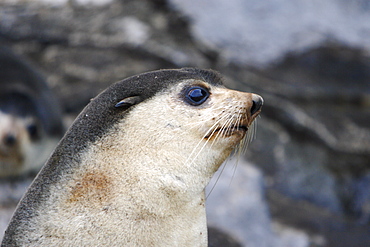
[250,95,263,116]
[4,134,17,147]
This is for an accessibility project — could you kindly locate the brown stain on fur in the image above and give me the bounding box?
[67,171,112,205]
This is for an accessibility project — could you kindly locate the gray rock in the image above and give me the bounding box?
[206,158,310,247]
[169,0,370,67]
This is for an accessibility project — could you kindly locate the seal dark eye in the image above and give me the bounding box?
[27,123,40,140]
[185,86,210,106]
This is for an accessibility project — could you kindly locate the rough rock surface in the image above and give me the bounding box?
[0,0,369,246]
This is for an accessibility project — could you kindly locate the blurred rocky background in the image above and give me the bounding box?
[0,0,369,246]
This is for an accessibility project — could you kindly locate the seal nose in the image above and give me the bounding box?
[250,94,263,116]
[4,133,17,147]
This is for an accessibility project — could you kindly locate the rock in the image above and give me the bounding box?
[206,159,277,247]
[169,0,370,68]
[208,226,243,247]
[206,158,310,247]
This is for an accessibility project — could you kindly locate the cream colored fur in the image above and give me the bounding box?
[9,80,261,246]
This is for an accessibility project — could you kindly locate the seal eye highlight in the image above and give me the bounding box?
[185,86,210,106]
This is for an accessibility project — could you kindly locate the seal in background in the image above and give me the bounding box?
[0,44,64,178]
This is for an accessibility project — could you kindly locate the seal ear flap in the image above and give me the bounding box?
[115,96,142,109]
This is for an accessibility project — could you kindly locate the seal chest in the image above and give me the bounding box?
[2,68,262,246]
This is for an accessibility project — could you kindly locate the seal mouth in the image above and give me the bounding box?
[205,125,248,139]
[228,125,248,132]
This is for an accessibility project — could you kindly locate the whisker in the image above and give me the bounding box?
[253,117,258,140]
[187,103,259,198]
[229,157,239,187]
[190,113,232,158]
[184,113,229,166]
[207,105,245,195]
[206,161,227,198]
[209,111,235,146]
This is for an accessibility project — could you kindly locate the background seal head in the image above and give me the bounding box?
[0,44,64,178]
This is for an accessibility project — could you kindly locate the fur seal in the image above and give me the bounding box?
[0,44,64,178]
[1,68,262,246]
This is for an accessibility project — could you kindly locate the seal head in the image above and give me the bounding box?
[0,45,64,178]
[2,68,262,246]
